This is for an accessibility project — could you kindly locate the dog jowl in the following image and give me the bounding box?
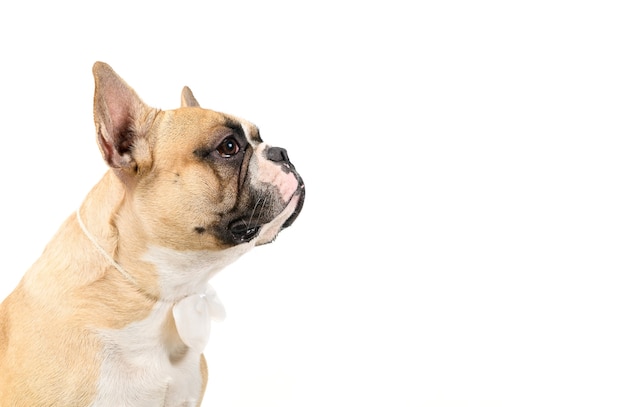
[0,62,304,406]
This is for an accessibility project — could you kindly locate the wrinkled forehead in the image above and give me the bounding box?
[224,114,263,146]
[157,108,263,148]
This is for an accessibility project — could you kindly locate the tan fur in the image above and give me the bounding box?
[0,172,156,405]
[0,62,304,406]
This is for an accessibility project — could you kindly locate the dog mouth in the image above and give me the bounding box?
[281,183,305,229]
[228,220,261,243]
[227,182,304,244]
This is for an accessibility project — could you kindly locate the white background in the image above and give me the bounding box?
[1,1,625,406]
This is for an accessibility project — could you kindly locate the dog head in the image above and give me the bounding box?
[92,62,304,256]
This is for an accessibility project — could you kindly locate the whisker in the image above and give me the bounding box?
[254,194,270,225]
[247,196,263,228]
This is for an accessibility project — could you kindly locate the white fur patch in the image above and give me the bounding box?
[93,245,252,406]
[144,244,253,301]
[93,302,202,407]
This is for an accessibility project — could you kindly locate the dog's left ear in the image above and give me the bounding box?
[92,62,155,176]
[181,86,200,107]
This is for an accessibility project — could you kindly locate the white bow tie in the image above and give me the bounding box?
[172,284,225,352]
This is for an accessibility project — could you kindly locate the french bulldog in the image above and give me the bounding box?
[0,62,304,406]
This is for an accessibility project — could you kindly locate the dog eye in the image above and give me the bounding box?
[216,137,240,158]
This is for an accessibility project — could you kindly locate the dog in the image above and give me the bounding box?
[0,62,304,406]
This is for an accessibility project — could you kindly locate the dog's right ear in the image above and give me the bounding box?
[92,62,155,175]
[181,86,200,107]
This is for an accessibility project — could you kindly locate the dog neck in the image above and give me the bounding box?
[76,193,225,352]
[76,208,137,287]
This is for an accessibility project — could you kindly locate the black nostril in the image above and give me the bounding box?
[266,146,290,163]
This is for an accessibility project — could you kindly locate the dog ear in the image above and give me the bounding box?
[181,86,200,107]
[92,62,155,173]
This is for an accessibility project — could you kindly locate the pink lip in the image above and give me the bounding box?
[277,172,299,203]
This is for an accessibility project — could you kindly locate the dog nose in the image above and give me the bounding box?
[266,146,290,164]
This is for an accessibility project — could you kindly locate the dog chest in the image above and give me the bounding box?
[92,302,203,407]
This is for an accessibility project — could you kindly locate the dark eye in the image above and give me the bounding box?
[216,137,240,158]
